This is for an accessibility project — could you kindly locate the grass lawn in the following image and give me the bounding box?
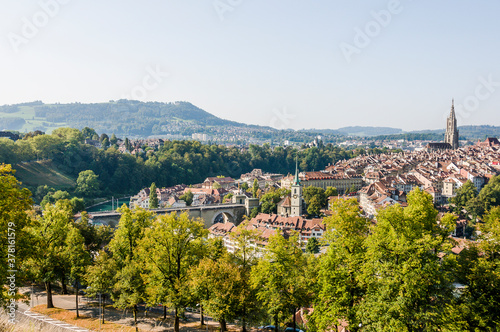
[13,160,75,188]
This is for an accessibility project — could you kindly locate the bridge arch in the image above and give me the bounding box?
[211,210,235,224]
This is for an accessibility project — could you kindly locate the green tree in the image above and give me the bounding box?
[303,186,327,208]
[52,127,83,144]
[110,133,118,145]
[468,175,500,219]
[124,137,132,151]
[325,186,338,198]
[40,190,70,208]
[307,195,322,217]
[305,237,320,254]
[64,227,90,318]
[180,190,193,206]
[309,198,370,331]
[108,206,154,331]
[241,182,249,191]
[138,212,208,332]
[191,253,243,332]
[76,170,101,197]
[451,180,477,214]
[0,164,33,306]
[359,188,456,331]
[251,231,310,332]
[443,207,500,330]
[25,200,73,308]
[229,222,262,331]
[102,137,110,149]
[149,182,159,209]
[252,179,260,198]
[70,197,86,214]
[81,127,97,140]
[85,250,116,324]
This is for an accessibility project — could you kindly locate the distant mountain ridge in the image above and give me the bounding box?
[0,100,256,136]
[0,100,499,140]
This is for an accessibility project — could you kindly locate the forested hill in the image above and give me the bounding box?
[0,100,256,137]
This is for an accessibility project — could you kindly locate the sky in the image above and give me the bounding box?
[1,0,499,132]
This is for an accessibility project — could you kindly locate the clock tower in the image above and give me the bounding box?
[291,159,303,217]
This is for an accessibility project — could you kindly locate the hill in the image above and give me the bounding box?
[13,160,76,189]
[0,100,252,137]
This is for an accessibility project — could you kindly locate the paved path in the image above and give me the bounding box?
[17,302,90,332]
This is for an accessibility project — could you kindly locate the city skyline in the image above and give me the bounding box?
[1,1,500,131]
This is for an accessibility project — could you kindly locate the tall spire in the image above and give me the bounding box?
[293,156,300,185]
[450,98,455,117]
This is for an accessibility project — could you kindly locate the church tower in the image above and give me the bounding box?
[445,99,459,149]
[291,159,303,217]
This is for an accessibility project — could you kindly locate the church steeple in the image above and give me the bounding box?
[293,157,300,185]
[445,99,459,149]
[291,156,303,216]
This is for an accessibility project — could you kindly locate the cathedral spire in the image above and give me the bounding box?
[450,98,455,116]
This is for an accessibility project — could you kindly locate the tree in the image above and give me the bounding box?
[241,182,249,191]
[70,197,85,214]
[358,188,456,331]
[260,190,283,214]
[81,127,97,140]
[149,182,159,209]
[180,190,193,206]
[467,175,500,219]
[251,231,310,332]
[0,164,33,306]
[102,137,110,149]
[76,170,101,197]
[25,200,73,308]
[325,186,338,198]
[40,190,70,208]
[124,137,132,151]
[451,180,478,214]
[110,133,118,145]
[309,198,370,331]
[252,179,260,198]
[85,251,116,324]
[305,237,320,254]
[108,206,154,331]
[138,212,208,332]
[229,222,262,331]
[191,253,243,331]
[444,206,500,330]
[64,227,90,318]
[307,195,322,217]
[303,186,327,208]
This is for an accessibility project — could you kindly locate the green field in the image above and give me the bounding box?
[13,160,76,188]
[0,105,67,133]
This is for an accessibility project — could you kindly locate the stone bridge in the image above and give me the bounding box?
[88,203,247,228]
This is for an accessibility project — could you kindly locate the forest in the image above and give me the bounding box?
[1,164,500,332]
[0,127,394,201]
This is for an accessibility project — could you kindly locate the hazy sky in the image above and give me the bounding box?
[1,1,499,131]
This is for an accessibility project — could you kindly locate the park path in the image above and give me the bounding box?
[16,301,90,332]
